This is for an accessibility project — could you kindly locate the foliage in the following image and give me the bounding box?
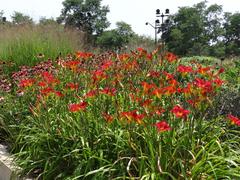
[165,1,223,56]
[57,0,110,35]
[0,24,86,72]
[224,13,240,56]
[1,48,240,179]
[39,17,58,26]
[165,1,240,58]
[11,11,33,25]
[96,21,134,50]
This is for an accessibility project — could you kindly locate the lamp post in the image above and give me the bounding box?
[146,9,170,45]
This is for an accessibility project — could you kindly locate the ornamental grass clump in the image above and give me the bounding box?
[0,47,239,179]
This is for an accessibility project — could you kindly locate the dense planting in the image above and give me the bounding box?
[0,48,240,179]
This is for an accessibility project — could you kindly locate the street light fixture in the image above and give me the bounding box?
[146,9,170,45]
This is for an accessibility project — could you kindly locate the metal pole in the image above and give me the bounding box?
[155,23,157,45]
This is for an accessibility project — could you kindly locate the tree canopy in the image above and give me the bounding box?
[165,1,240,57]
[11,11,33,25]
[57,0,110,35]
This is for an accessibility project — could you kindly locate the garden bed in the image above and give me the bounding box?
[0,49,240,179]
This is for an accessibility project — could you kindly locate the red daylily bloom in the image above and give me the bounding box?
[66,82,78,90]
[171,105,190,119]
[102,113,114,123]
[227,114,240,126]
[218,67,225,74]
[118,53,130,61]
[124,60,138,70]
[92,70,107,83]
[147,53,153,61]
[68,102,87,112]
[76,51,93,59]
[153,107,165,116]
[141,81,155,94]
[197,65,211,75]
[42,71,59,85]
[136,47,147,57]
[101,60,113,70]
[19,79,35,88]
[213,78,224,87]
[54,91,64,97]
[154,121,171,132]
[163,71,174,80]
[85,90,97,98]
[147,71,160,78]
[64,60,81,72]
[40,87,54,96]
[38,81,47,87]
[100,87,116,96]
[177,65,193,74]
[140,99,153,107]
[129,93,142,103]
[194,78,213,96]
[152,88,164,98]
[163,85,177,96]
[121,110,145,124]
[165,52,177,62]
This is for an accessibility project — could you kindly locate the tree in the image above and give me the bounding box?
[58,0,110,35]
[11,11,33,25]
[96,21,134,50]
[165,1,225,56]
[0,10,7,24]
[165,3,206,55]
[224,13,240,56]
[39,17,57,26]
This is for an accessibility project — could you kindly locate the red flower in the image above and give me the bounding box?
[101,60,113,70]
[118,53,130,61]
[66,82,78,90]
[102,113,114,123]
[40,87,54,96]
[163,71,174,80]
[141,81,155,94]
[100,87,116,96]
[64,60,81,72]
[165,52,177,62]
[76,51,93,59]
[171,105,190,119]
[54,91,64,97]
[92,70,107,82]
[227,114,240,126]
[213,78,224,87]
[152,88,164,98]
[85,90,97,98]
[136,47,147,56]
[153,107,165,116]
[121,110,145,124]
[19,79,35,88]
[197,65,211,75]
[38,81,47,87]
[154,121,171,132]
[140,99,152,107]
[42,71,59,85]
[218,67,225,74]
[147,71,160,78]
[68,102,87,112]
[177,65,193,74]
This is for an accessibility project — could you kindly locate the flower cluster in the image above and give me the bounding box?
[14,49,227,133]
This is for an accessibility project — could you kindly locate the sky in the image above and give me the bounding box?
[0,0,239,37]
